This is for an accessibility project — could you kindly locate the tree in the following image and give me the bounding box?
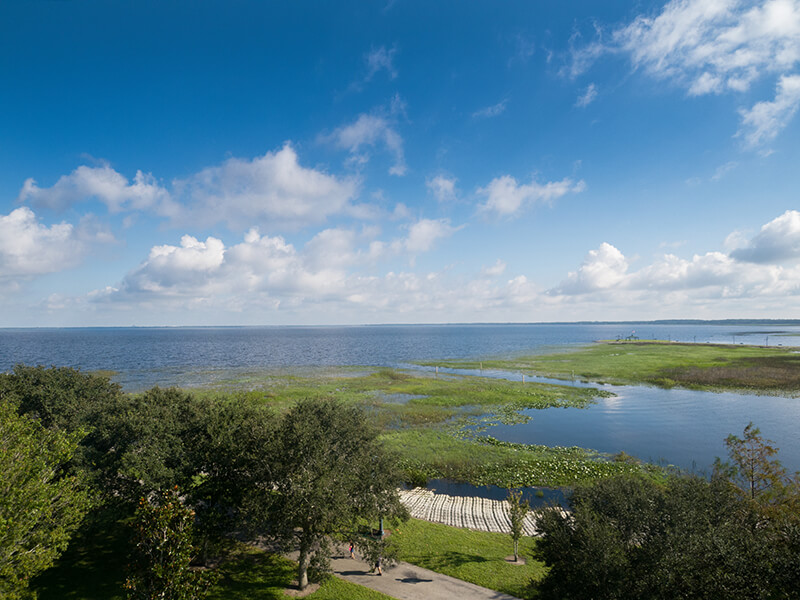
[506,489,528,562]
[251,398,406,590]
[715,421,788,504]
[124,487,216,600]
[533,474,782,599]
[0,364,122,433]
[187,397,277,562]
[0,397,93,599]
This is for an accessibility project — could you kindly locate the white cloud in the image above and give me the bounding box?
[18,164,175,216]
[325,114,407,176]
[175,143,360,229]
[552,243,629,295]
[472,100,508,119]
[574,0,800,146]
[737,73,800,146]
[401,218,460,253]
[426,175,458,203]
[480,259,507,277]
[730,209,800,262]
[477,174,586,217]
[575,83,598,107]
[16,145,361,232]
[365,45,398,80]
[711,160,739,180]
[549,212,800,304]
[0,207,108,280]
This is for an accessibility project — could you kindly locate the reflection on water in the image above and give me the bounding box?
[489,385,800,475]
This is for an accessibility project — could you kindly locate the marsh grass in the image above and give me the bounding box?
[382,428,649,487]
[420,342,800,393]
[190,367,604,429]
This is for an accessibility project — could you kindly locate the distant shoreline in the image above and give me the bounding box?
[4,319,800,330]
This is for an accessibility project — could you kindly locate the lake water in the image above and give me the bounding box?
[1,323,798,474]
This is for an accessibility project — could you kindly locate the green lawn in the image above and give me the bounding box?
[207,545,394,600]
[392,518,546,599]
[418,341,800,393]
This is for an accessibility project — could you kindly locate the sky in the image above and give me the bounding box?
[1,0,800,327]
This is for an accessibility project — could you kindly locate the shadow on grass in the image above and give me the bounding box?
[412,550,489,571]
[207,549,295,600]
[33,512,129,600]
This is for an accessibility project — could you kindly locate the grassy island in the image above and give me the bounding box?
[418,340,800,393]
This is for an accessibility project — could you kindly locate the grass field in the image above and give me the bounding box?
[392,518,545,599]
[417,341,800,393]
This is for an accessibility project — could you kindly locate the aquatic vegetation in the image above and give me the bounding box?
[418,341,800,394]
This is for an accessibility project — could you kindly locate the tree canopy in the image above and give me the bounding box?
[251,397,407,590]
[0,396,93,599]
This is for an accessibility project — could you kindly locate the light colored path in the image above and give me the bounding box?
[400,488,554,536]
[328,550,522,600]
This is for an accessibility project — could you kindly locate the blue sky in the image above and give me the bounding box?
[1,0,799,326]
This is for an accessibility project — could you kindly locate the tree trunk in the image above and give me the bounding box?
[514,539,519,562]
[297,539,312,590]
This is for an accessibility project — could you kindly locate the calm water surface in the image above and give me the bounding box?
[1,323,798,474]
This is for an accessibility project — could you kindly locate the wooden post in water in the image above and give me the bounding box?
[522,373,525,384]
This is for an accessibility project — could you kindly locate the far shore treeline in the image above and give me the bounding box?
[1,363,799,599]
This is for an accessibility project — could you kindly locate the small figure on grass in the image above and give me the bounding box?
[507,488,530,564]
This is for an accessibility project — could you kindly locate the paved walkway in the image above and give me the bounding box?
[327,549,522,600]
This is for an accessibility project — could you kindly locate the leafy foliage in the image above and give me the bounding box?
[715,421,790,503]
[124,488,217,600]
[506,489,528,562]
[0,397,93,599]
[534,475,780,599]
[250,398,407,590]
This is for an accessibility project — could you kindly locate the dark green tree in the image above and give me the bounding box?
[0,397,93,599]
[124,487,216,600]
[187,397,277,562]
[534,474,780,600]
[506,489,528,562]
[250,398,406,590]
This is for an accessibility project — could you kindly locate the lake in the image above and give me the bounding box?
[1,322,798,474]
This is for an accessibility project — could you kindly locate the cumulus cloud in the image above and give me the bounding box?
[549,211,800,303]
[552,243,630,295]
[572,0,800,146]
[426,175,458,202]
[0,207,109,280]
[480,259,507,277]
[325,113,407,176]
[730,209,800,262]
[401,218,460,253]
[477,174,586,217]
[18,164,175,216]
[175,144,359,230]
[16,145,361,232]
